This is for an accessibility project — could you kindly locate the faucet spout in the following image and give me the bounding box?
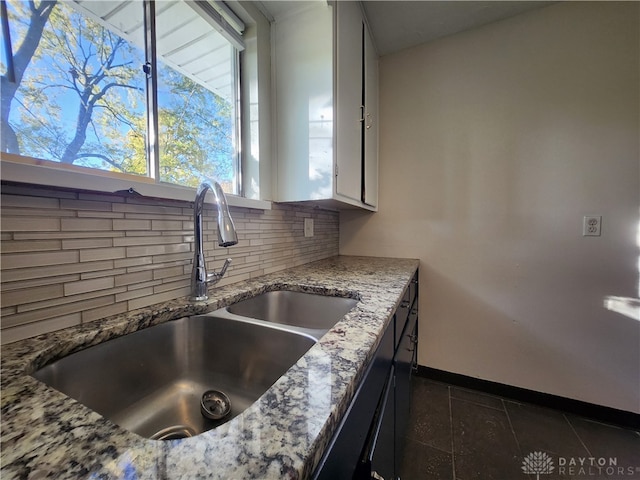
[190,181,238,301]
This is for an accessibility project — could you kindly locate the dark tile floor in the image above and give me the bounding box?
[400,376,640,480]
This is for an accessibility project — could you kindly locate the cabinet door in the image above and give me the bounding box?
[313,325,394,480]
[395,308,418,468]
[370,367,395,480]
[362,23,378,207]
[274,2,333,202]
[335,1,363,202]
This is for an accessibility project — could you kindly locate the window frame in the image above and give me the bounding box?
[0,151,271,209]
[0,0,270,208]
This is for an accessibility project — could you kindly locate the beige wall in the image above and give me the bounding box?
[1,184,339,344]
[341,2,639,413]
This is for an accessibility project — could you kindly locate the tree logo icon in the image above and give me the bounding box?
[522,451,555,479]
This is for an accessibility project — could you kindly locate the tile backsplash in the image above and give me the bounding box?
[0,183,339,344]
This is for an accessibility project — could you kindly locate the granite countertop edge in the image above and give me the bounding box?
[0,255,419,480]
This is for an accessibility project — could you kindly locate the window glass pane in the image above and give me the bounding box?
[154,1,238,193]
[1,0,147,176]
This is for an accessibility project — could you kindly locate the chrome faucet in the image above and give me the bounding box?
[190,181,238,301]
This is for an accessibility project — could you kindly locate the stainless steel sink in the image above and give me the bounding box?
[32,315,316,440]
[226,290,358,331]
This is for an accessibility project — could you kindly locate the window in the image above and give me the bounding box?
[0,0,243,194]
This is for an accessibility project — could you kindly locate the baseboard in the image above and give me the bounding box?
[416,366,640,430]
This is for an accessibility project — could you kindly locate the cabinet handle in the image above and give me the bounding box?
[400,300,410,308]
[359,105,365,122]
[365,113,373,130]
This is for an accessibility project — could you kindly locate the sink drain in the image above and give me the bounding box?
[150,425,196,441]
[200,390,231,420]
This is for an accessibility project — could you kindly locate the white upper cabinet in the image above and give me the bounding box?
[335,1,364,204]
[362,20,379,208]
[273,1,378,210]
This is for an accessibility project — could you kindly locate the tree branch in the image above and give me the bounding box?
[94,103,137,129]
[88,81,142,108]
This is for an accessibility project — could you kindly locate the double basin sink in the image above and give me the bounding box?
[32,291,357,440]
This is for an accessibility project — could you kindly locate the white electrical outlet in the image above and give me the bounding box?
[304,218,314,237]
[583,215,602,236]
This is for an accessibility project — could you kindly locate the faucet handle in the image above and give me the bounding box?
[207,258,232,285]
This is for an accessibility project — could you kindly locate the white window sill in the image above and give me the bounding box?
[0,156,272,210]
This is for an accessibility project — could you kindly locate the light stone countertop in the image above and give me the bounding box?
[1,255,419,480]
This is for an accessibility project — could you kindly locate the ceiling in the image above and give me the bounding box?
[258,1,554,56]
